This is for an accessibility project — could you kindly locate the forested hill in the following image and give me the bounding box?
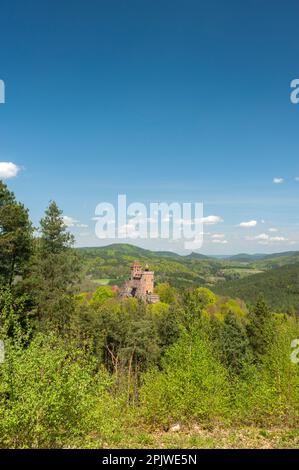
[76,244,299,311]
[213,262,299,313]
[226,251,299,263]
[77,244,218,288]
[77,244,299,296]
[77,243,212,260]
[77,243,179,260]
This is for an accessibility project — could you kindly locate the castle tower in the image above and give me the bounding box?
[139,270,154,294]
[131,261,142,279]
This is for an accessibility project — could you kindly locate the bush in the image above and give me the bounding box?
[232,318,299,426]
[0,332,125,448]
[139,329,230,426]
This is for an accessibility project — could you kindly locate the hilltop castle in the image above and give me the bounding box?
[121,261,160,304]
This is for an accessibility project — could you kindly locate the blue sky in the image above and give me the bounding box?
[0,0,299,254]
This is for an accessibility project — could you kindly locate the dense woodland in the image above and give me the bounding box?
[79,244,299,313]
[1,180,299,448]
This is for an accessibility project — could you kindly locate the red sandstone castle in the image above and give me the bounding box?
[121,261,160,304]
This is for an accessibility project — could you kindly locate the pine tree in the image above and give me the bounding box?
[34,201,80,331]
[220,311,251,374]
[247,298,275,362]
[40,201,74,254]
[0,181,33,286]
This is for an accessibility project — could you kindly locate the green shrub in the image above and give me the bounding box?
[0,332,124,448]
[232,318,299,426]
[139,329,230,426]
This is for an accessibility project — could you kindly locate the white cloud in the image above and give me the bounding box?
[246,232,287,243]
[200,215,223,225]
[246,233,269,242]
[63,215,78,227]
[212,239,228,244]
[239,220,257,228]
[211,233,225,239]
[273,177,284,184]
[63,216,88,229]
[269,228,278,232]
[173,215,223,226]
[254,233,269,241]
[269,236,287,242]
[0,162,20,179]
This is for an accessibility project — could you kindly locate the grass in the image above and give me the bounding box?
[83,424,299,449]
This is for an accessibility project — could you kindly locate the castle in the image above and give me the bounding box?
[121,261,160,304]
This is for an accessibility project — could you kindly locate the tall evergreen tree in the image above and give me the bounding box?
[220,312,251,374]
[34,201,80,331]
[0,181,32,286]
[40,201,74,254]
[247,298,275,362]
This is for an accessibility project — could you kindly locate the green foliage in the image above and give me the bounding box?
[182,287,217,326]
[148,301,170,316]
[155,283,177,304]
[2,187,299,448]
[214,263,299,313]
[0,181,33,286]
[90,285,116,307]
[211,312,251,374]
[40,201,74,253]
[140,328,230,426]
[0,332,125,448]
[78,244,299,313]
[77,244,247,289]
[194,287,217,308]
[0,287,31,347]
[247,298,275,362]
[231,318,299,426]
[219,298,246,317]
[28,201,81,331]
[94,299,162,375]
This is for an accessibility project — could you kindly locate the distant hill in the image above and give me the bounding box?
[185,252,212,260]
[262,251,299,260]
[77,244,216,288]
[250,252,299,270]
[226,253,268,262]
[213,262,299,313]
[223,251,299,263]
[77,244,299,263]
[77,243,162,260]
[77,244,299,303]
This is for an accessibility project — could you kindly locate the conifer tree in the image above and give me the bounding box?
[247,298,275,362]
[34,201,80,331]
[220,311,251,374]
[40,201,74,254]
[0,181,32,286]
